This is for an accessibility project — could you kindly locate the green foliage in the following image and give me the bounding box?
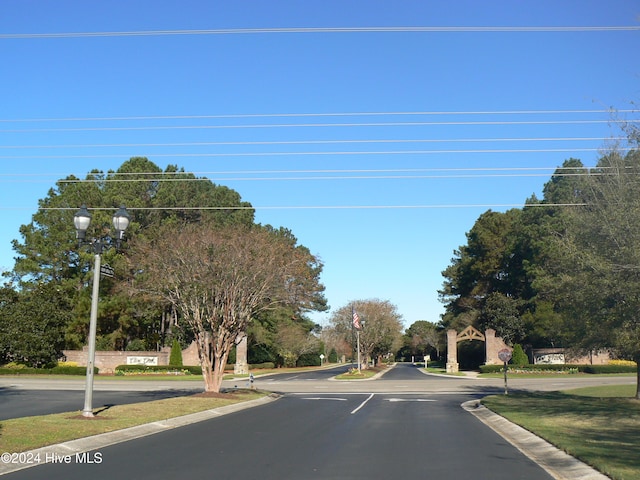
[479,364,636,374]
[510,344,529,366]
[5,157,256,356]
[296,353,322,367]
[328,348,338,363]
[440,143,640,379]
[402,320,443,359]
[0,366,96,375]
[125,339,147,351]
[251,362,275,369]
[169,339,183,366]
[581,365,637,374]
[0,283,69,367]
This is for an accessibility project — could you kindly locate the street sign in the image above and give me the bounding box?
[498,348,512,362]
[100,264,115,278]
[498,348,513,395]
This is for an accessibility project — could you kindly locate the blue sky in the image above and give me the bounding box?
[1,1,639,328]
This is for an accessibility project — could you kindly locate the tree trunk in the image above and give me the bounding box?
[202,362,216,392]
[196,334,217,392]
[635,355,640,401]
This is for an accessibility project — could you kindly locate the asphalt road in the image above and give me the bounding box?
[1,363,628,479]
[3,391,554,480]
[0,388,199,421]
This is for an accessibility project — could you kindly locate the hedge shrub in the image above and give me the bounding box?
[115,365,202,375]
[296,353,321,367]
[479,364,636,374]
[0,366,97,375]
[581,364,637,374]
[251,362,275,369]
[510,344,529,366]
[169,339,183,366]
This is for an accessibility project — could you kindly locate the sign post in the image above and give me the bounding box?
[497,348,513,395]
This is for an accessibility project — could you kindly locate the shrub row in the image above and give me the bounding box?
[114,362,276,375]
[581,364,637,374]
[0,366,97,375]
[115,365,203,375]
[479,364,637,374]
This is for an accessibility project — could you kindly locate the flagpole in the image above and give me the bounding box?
[356,329,361,373]
[352,305,361,373]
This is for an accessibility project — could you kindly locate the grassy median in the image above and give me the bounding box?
[0,389,267,454]
[482,385,639,480]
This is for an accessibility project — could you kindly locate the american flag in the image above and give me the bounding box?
[352,309,361,330]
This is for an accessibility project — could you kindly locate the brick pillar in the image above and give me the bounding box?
[234,333,249,374]
[484,328,510,365]
[446,329,459,373]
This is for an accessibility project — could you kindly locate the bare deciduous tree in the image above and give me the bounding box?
[330,299,403,368]
[128,223,325,392]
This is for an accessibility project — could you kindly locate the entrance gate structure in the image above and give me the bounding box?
[446,326,511,373]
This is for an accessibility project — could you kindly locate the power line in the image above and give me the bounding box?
[1,119,635,134]
[0,166,630,184]
[0,109,634,123]
[0,147,627,161]
[2,26,638,39]
[0,137,623,150]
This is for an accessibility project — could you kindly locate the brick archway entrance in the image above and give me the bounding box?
[446,326,511,373]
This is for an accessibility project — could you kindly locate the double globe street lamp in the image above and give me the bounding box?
[73,205,131,418]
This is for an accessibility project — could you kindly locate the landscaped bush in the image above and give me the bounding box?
[250,362,275,369]
[114,365,202,376]
[296,353,321,367]
[169,339,183,366]
[328,348,338,363]
[609,359,637,367]
[49,365,93,375]
[581,364,637,374]
[510,344,529,366]
[479,363,636,374]
[0,365,97,375]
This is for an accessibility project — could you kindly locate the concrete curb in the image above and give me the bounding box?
[0,393,280,476]
[461,399,610,480]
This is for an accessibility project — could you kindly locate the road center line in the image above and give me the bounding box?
[351,393,374,414]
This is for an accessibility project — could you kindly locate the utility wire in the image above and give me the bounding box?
[1,119,636,133]
[1,25,638,39]
[0,167,630,184]
[0,109,635,123]
[0,137,623,150]
[0,147,627,160]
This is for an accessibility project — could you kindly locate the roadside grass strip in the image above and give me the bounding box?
[482,385,639,480]
[0,390,267,454]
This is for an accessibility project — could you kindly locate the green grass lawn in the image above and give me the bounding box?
[482,385,639,480]
[0,390,267,454]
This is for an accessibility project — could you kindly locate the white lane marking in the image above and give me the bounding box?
[301,397,347,401]
[351,393,375,414]
[387,398,437,402]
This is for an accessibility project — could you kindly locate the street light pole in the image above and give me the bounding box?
[83,250,101,417]
[74,205,130,418]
